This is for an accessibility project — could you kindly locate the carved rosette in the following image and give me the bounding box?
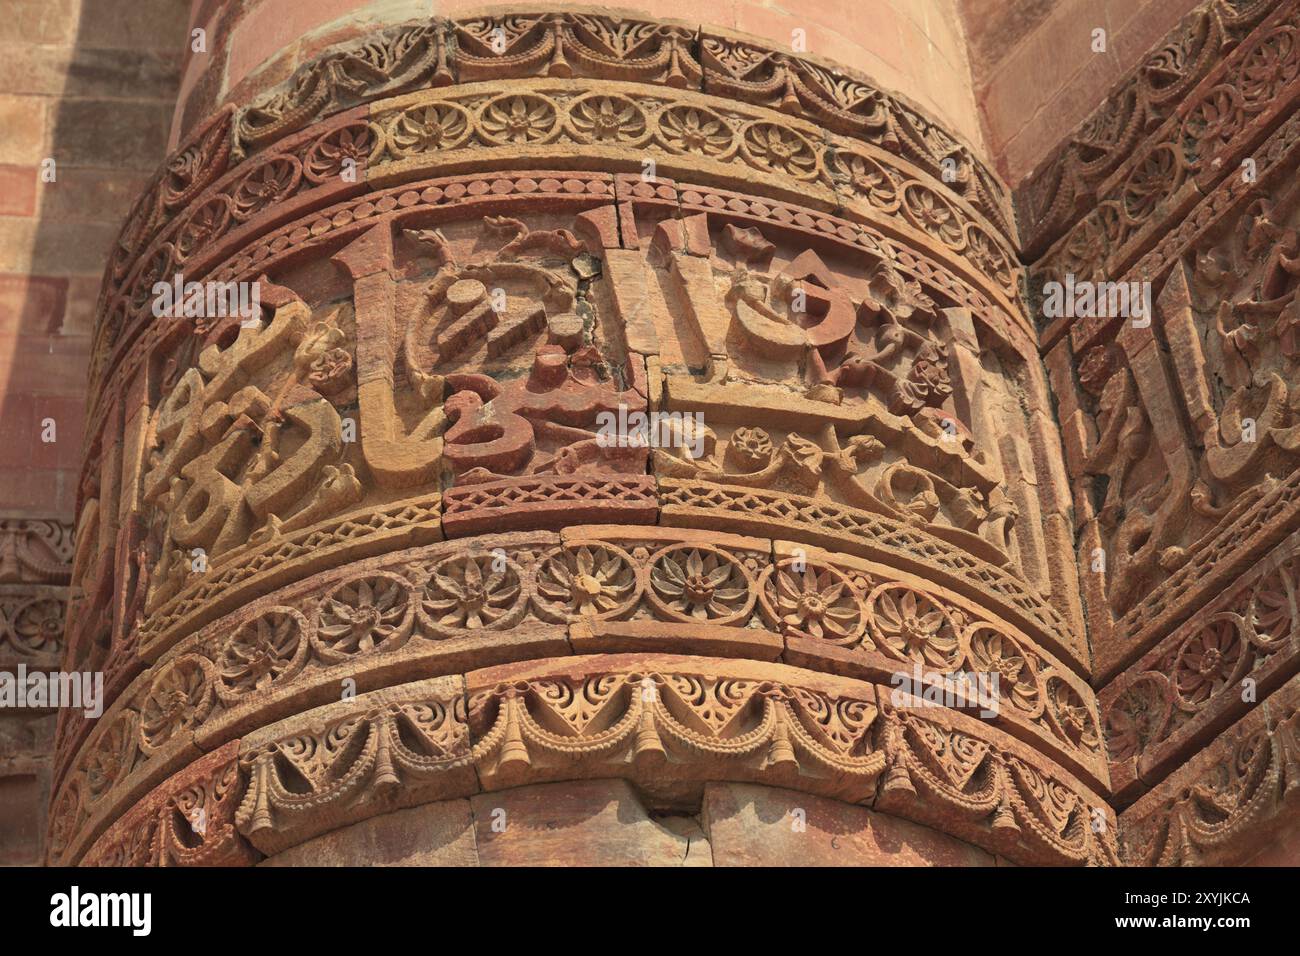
[54,10,1101,867]
[0,517,74,673]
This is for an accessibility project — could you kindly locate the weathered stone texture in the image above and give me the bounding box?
[0,517,74,864]
[1020,0,1300,865]
[24,1,1300,867]
[0,1,183,516]
[703,781,994,866]
[261,798,478,867]
[472,779,710,867]
[1,4,181,868]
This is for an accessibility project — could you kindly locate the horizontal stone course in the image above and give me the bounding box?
[73,653,1116,867]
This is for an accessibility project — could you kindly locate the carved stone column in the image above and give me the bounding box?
[1024,0,1300,864]
[52,8,1113,867]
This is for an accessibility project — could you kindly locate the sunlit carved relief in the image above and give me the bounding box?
[138,281,360,617]
[1080,179,1300,616]
[138,210,645,621]
[58,0,1126,870]
[333,213,643,490]
[646,211,1025,576]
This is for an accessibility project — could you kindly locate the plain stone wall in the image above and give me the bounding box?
[259,779,1002,866]
[958,0,1204,184]
[0,0,185,517]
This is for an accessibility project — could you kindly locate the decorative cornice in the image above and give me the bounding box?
[87,11,1021,413]
[73,657,1119,867]
[77,742,254,868]
[1102,527,1300,803]
[231,13,1011,230]
[1016,0,1277,261]
[1120,667,1300,865]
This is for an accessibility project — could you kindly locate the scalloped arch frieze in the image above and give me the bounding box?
[66,657,1118,868]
